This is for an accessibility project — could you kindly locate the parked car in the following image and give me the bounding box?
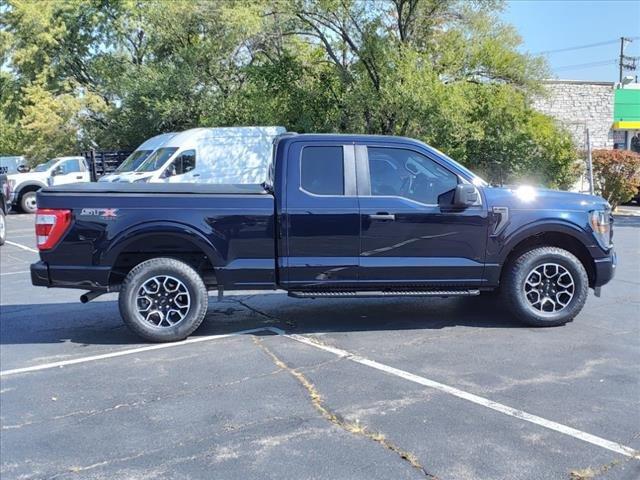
[98,133,177,183]
[31,132,616,342]
[8,156,91,213]
[0,156,28,175]
[119,127,285,183]
[0,173,9,245]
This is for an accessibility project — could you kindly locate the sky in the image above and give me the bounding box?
[502,0,640,82]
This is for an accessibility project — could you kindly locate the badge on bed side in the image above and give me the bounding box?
[79,208,119,219]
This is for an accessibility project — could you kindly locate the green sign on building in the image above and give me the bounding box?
[613,88,640,130]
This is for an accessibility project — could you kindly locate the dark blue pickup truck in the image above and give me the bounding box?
[31,134,616,342]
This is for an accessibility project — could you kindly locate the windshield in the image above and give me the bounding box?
[137,147,178,172]
[429,147,489,187]
[116,150,153,173]
[34,159,59,172]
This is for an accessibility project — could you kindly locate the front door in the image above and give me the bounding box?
[51,159,90,185]
[280,141,360,289]
[357,144,489,287]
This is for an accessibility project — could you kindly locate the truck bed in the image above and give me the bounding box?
[35,182,276,291]
[41,182,269,195]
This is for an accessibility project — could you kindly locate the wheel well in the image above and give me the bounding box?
[501,232,595,287]
[109,234,217,288]
[17,184,42,199]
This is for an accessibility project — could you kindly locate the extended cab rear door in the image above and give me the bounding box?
[279,140,360,289]
[356,142,489,286]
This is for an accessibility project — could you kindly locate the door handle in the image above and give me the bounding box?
[76,176,83,179]
[369,213,395,221]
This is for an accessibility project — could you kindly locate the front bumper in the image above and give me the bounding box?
[593,248,616,288]
[31,261,112,291]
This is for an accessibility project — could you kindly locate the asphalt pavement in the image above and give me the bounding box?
[1,212,639,480]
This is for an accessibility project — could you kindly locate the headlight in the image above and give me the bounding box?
[589,210,612,250]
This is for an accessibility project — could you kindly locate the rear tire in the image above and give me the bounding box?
[0,209,6,245]
[119,257,208,342]
[503,247,588,327]
[20,191,37,214]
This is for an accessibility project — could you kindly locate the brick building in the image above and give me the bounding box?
[532,80,640,152]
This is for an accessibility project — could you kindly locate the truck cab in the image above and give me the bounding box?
[122,127,285,184]
[98,132,177,183]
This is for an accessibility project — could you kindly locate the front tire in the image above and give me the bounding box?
[503,247,588,327]
[119,258,208,342]
[20,191,37,214]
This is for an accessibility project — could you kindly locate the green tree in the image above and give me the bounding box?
[1,0,578,187]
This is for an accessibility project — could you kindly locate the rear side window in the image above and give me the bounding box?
[301,146,344,195]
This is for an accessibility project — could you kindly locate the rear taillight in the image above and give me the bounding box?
[35,209,72,250]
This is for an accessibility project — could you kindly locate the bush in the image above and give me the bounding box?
[591,149,640,208]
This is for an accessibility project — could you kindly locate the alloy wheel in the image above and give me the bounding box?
[136,275,191,327]
[523,263,575,314]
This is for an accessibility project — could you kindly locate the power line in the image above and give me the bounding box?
[536,37,639,55]
[554,59,618,71]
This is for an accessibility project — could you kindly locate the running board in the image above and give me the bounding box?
[288,289,480,299]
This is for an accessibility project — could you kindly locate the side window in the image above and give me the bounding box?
[367,147,458,204]
[301,146,344,195]
[167,150,196,177]
[59,159,81,174]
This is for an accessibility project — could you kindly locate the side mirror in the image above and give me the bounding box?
[452,184,479,208]
[51,166,63,176]
[163,165,176,178]
[17,165,29,173]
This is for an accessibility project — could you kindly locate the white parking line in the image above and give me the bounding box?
[4,241,38,253]
[0,327,270,377]
[0,270,30,276]
[271,328,640,460]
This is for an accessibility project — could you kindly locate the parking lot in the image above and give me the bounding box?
[1,212,639,479]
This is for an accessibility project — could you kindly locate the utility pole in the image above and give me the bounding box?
[619,37,637,83]
[586,127,594,195]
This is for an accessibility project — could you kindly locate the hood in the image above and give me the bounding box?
[98,173,119,182]
[484,186,610,212]
[112,171,154,183]
[7,171,49,184]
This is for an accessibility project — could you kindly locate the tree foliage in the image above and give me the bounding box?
[591,149,640,209]
[1,0,577,187]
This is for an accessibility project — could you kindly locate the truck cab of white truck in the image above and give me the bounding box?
[125,127,286,184]
[8,156,90,213]
[98,132,177,183]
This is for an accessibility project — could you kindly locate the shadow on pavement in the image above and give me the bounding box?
[1,294,524,347]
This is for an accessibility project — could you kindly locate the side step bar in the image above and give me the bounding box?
[288,289,480,299]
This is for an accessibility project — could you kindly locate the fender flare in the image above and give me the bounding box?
[495,219,595,265]
[102,221,225,269]
[14,181,47,199]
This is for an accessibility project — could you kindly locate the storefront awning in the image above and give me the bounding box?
[613,121,640,129]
